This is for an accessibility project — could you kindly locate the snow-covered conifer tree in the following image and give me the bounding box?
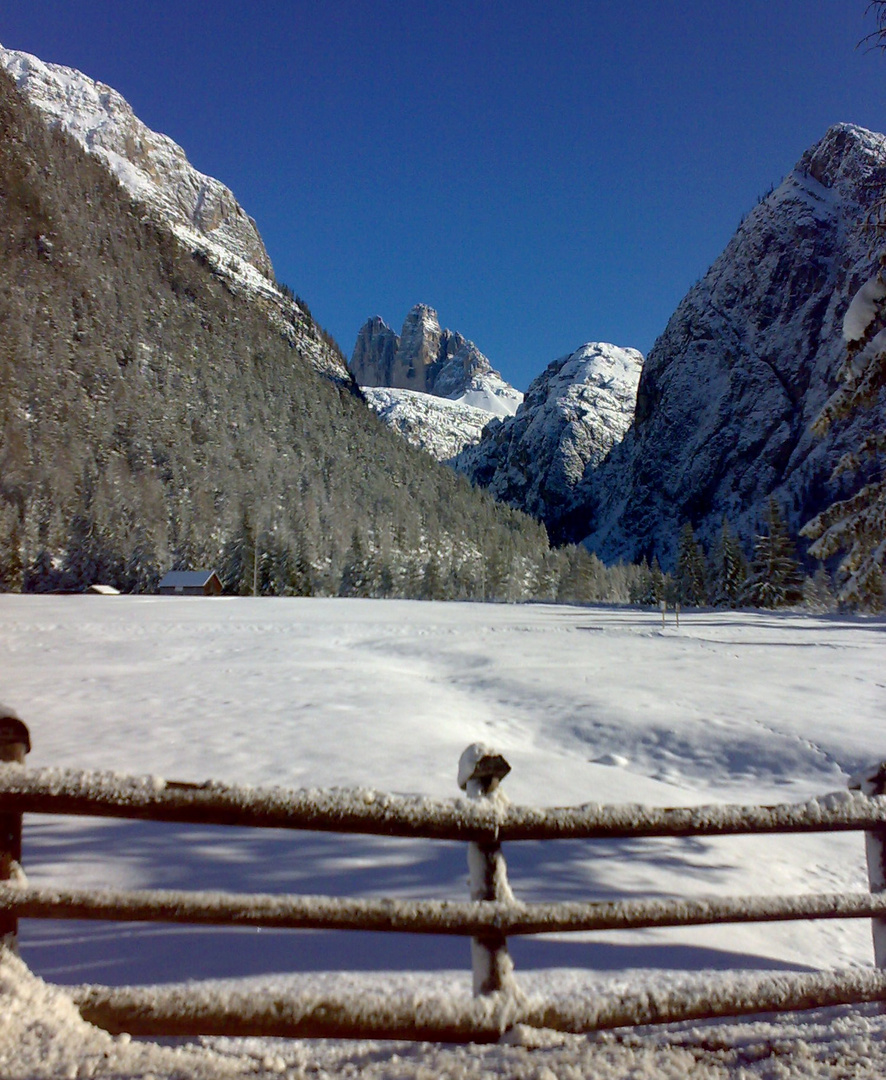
[709,517,748,608]
[339,529,372,597]
[801,268,886,608]
[635,557,667,605]
[803,565,837,613]
[674,523,708,606]
[742,499,804,608]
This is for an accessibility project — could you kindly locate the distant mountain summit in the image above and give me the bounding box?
[351,304,523,415]
[584,122,886,564]
[350,304,523,458]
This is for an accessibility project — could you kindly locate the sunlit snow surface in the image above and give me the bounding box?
[1,595,885,1077]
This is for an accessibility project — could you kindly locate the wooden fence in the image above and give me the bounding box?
[2,707,886,1042]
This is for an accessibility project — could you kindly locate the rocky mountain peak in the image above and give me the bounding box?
[800,122,886,193]
[351,304,523,411]
[351,303,501,395]
[398,304,446,390]
[454,342,642,536]
[0,44,274,280]
[584,122,886,566]
[351,316,399,385]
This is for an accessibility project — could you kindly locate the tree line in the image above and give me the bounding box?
[632,499,836,612]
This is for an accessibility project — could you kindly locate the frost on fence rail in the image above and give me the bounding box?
[70,969,886,1041]
[3,883,886,935]
[0,764,500,839]
[1,765,886,839]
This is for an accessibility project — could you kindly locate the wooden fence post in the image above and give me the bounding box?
[850,763,886,967]
[458,743,517,997]
[0,706,30,950]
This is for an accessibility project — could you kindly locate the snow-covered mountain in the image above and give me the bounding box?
[0,45,272,280]
[360,387,498,462]
[351,306,522,457]
[584,124,886,565]
[0,43,350,383]
[352,305,522,415]
[454,343,642,537]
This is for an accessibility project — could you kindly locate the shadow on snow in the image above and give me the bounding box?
[20,818,813,985]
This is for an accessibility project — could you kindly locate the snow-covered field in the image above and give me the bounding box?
[1,594,885,1078]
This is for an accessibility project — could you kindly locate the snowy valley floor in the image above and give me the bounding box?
[0,596,885,1076]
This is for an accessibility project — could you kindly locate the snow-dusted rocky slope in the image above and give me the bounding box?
[351,306,522,457]
[0,43,350,383]
[454,343,642,536]
[361,386,498,461]
[0,44,272,280]
[585,123,886,565]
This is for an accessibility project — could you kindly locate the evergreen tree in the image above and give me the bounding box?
[420,554,445,601]
[742,499,804,608]
[674,523,708,607]
[632,557,667,606]
[532,551,562,603]
[556,547,596,605]
[284,528,314,596]
[339,530,372,597]
[484,541,513,602]
[803,565,837,614]
[219,508,255,595]
[0,518,23,592]
[709,517,748,608]
[629,558,650,605]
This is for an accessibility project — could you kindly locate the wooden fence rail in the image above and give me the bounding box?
[5,883,886,936]
[2,765,886,840]
[68,969,886,1043]
[3,707,886,1042]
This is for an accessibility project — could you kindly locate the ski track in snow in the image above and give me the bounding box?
[0,596,885,1077]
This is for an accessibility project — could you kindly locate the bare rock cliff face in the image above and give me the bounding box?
[351,316,400,387]
[584,123,886,565]
[350,305,522,414]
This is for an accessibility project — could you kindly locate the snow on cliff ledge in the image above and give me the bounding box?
[0,44,274,286]
[361,386,499,461]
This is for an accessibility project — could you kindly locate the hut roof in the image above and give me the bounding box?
[157,571,219,589]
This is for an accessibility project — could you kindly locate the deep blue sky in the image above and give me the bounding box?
[2,2,884,389]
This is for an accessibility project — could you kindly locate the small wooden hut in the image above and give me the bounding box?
[156,571,223,597]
